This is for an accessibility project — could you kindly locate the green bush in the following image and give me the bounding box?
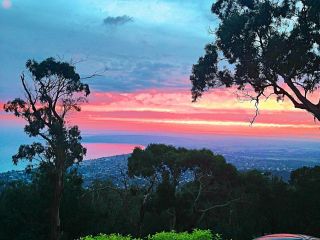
[81,233,134,240]
[80,230,222,240]
[148,229,220,240]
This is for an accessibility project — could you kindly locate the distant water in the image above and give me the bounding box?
[0,127,145,172]
[83,143,144,160]
[0,142,144,173]
[1,130,320,173]
[0,128,31,172]
[83,134,320,171]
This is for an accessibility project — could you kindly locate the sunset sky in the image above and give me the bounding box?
[1,0,320,171]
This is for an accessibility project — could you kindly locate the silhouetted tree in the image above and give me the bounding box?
[191,0,320,121]
[181,149,239,230]
[289,166,320,234]
[3,58,90,240]
[128,144,241,234]
[128,144,189,234]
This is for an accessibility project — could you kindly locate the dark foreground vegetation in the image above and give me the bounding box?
[1,144,320,240]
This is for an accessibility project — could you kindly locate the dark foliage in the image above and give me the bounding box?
[191,0,320,121]
[3,58,89,240]
[0,144,319,240]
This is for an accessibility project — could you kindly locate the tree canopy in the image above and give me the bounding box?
[128,144,239,234]
[3,57,90,240]
[4,58,90,171]
[191,0,320,120]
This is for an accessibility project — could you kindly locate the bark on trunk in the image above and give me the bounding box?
[50,148,65,240]
[170,208,176,231]
[138,196,147,237]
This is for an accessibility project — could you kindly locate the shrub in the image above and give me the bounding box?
[80,230,222,240]
[81,233,135,240]
[148,229,220,240]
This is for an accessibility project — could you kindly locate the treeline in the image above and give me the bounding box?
[0,144,320,240]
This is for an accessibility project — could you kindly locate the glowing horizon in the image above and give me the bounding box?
[2,87,319,140]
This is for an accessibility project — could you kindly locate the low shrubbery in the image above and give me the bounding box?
[81,233,133,240]
[81,229,222,240]
[148,229,221,240]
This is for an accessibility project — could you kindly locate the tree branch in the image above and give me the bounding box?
[199,197,241,213]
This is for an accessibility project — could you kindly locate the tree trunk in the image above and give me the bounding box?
[50,149,65,240]
[138,197,146,237]
[170,208,176,231]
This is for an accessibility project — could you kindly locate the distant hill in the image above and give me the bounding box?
[1,151,317,185]
[78,154,130,186]
[0,154,130,187]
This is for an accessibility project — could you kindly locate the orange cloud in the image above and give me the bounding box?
[1,88,320,139]
[86,88,301,114]
[71,88,320,138]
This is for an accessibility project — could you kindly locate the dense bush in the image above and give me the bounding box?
[80,230,220,240]
[148,229,220,240]
[81,233,133,240]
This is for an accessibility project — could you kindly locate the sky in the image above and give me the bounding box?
[1,0,320,171]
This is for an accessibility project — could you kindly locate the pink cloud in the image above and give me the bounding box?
[2,0,12,9]
[2,87,320,139]
[69,88,320,138]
